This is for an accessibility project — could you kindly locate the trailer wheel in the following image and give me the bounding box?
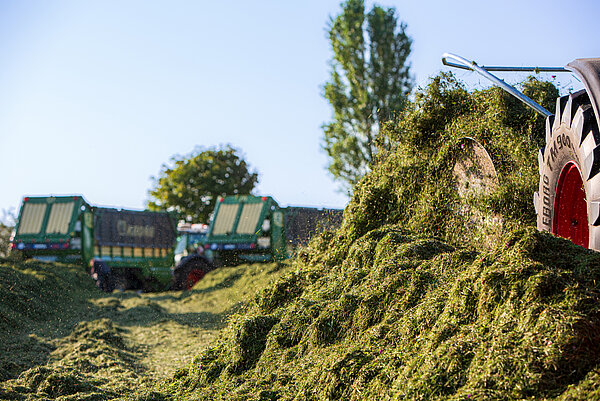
[172,257,211,290]
[90,260,115,292]
[535,90,600,249]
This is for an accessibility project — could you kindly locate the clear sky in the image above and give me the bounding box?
[2,0,599,222]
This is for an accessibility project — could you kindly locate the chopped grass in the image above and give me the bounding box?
[3,73,598,400]
[0,257,291,400]
[167,228,600,400]
[163,74,600,400]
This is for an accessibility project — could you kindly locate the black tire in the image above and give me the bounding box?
[172,256,212,290]
[535,89,600,249]
[111,268,143,291]
[95,271,115,292]
[90,260,115,292]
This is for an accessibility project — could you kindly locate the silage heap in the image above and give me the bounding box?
[168,74,600,400]
[0,258,98,381]
[0,258,148,400]
[0,256,293,400]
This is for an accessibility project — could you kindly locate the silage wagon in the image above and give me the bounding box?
[202,195,343,266]
[9,194,343,291]
[9,195,201,291]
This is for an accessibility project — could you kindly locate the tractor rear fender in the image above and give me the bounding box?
[567,59,600,132]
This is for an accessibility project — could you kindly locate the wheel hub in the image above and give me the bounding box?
[553,162,589,247]
[186,269,206,290]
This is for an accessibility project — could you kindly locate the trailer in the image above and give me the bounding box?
[10,195,186,291]
[202,195,343,265]
[10,194,343,291]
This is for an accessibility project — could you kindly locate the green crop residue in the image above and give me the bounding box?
[0,257,291,400]
[6,74,600,399]
[163,75,600,400]
[167,227,600,400]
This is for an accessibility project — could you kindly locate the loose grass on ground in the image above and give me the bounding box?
[166,228,600,400]
[0,257,291,400]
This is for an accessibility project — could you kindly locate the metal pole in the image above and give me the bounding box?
[441,53,560,117]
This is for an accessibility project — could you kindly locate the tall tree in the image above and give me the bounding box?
[323,0,413,190]
[148,145,258,222]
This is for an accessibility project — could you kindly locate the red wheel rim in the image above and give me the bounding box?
[186,269,205,290]
[553,162,589,247]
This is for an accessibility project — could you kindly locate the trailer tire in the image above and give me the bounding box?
[172,256,212,291]
[90,260,115,292]
[535,90,600,249]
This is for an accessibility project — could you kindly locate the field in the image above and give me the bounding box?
[5,229,600,400]
[0,258,291,400]
[4,73,600,400]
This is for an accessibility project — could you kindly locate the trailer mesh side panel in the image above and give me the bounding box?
[46,202,75,234]
[284,208,343,247]
[212,204,239,235]
[17,203,47,235]
[236,203,263,234]
[94,208,176,248]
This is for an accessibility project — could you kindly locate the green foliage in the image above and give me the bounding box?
[0,223,11,258]
[0,208,16,258]
[322,0,413,191]
[148,145,258,222]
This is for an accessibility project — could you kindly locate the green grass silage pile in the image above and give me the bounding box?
[0,258,144,400]
[0,258,98,380]
[166,75,600,400]
[169,228,600,400]
[0,257,292,400]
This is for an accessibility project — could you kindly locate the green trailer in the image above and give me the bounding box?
[10,195,181,291]
[203,195,343,265]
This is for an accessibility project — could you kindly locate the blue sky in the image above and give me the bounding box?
[2,0,599,221]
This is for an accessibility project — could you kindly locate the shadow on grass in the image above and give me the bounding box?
[0,334,55,382]
[115,271,245,303]
[109,307,228,331]
[0,263,247,383]
[0,299,229,383]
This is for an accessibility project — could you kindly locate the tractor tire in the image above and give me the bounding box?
[535,89,600,249]
[172,256,212,291]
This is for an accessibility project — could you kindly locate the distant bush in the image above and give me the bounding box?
[0,208,15,257]
[0,223,11,258]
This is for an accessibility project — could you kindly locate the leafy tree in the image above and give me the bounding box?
[0,223,12,257]
[148,145,259,222]
[323,0,413,191]
[0,208,16,258]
